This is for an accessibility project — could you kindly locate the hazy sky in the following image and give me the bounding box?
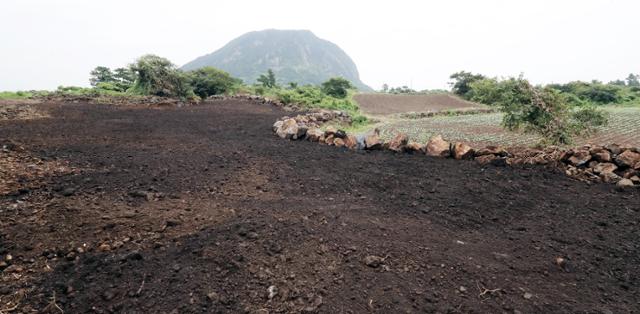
[1,0,638,91]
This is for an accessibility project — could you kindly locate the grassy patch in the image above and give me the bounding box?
[0,91,36,99]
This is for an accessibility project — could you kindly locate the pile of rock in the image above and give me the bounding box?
[416,137,639,187]
[272,110,353,141]
[560,144,640,187]
[398,108,497,119]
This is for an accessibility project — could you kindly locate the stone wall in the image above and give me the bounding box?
[273,113,640,188]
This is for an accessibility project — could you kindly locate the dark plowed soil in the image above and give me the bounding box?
[1,100,639,313]
[354,93,483,115]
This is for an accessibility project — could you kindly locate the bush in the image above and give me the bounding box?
[247,84,368,127]
[95,82,122,92]
[129,55,195,99]
[0,91,35,99]
[321,77,353,98]
[467,78,504,105]
[472,76,608,145]
[548,81,622,105]
[188,67,241,98]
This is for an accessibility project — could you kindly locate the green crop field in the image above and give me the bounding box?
[377,107,640,148]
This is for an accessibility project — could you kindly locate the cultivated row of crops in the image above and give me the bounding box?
[377,107,640,148]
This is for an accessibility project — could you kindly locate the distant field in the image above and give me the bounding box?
[377,107,640,148]
[353,93,484,115]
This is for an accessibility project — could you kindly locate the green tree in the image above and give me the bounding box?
[188,67,240,98]
[626,73,640,87]
[257,69,277,88]
[321,77,353,98]
[89,66,114,86]
[608,79,626,86]
[381,83,389,93]
[449,71,486,98]
[113,67,136,89]
[129,54,194,99]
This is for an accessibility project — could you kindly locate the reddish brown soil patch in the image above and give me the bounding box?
[0,103,49,120]
[0,100,638,313]
[354,93,483,115]
[0,142,75,196]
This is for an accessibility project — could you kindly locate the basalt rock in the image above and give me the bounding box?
[425,135,450,157]
[590,147,612,162]
[592,162,618,174]
[275,119,299,140]
[452,142,474,160]
[567,150,591,167]
[364,133,382,150]
[306,128,324,142]
[617,178,635,188]
[605,143,622,155]
[615,150,640,168]
[475,146,508,157]
[600,172,622,184]
[334,130,347,139]
[324,126,338,137]
[344,135,358,150]
[475,154,497,165]
[405,142,424,153]
[324,135,335,145]
[388,133,409,152]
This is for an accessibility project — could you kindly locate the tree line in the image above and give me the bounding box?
[89,55,355,101]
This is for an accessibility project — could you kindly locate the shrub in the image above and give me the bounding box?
[129,55,195,99]
[188,67,241,98]
[321,77,353,98]
[548,81,622,105]
[474,76,608,145]
[467,78,504,105]
[571,105,609,136]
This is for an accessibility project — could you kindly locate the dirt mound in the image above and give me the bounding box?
[354,93,484,115]
[0,99,638,313]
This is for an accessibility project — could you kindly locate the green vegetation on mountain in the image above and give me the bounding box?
[181,29,372,91]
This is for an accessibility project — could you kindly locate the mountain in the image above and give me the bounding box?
[181,29,372,91]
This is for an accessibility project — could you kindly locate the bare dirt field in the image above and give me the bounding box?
[354,93,484,115]
[1,99,639,313]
